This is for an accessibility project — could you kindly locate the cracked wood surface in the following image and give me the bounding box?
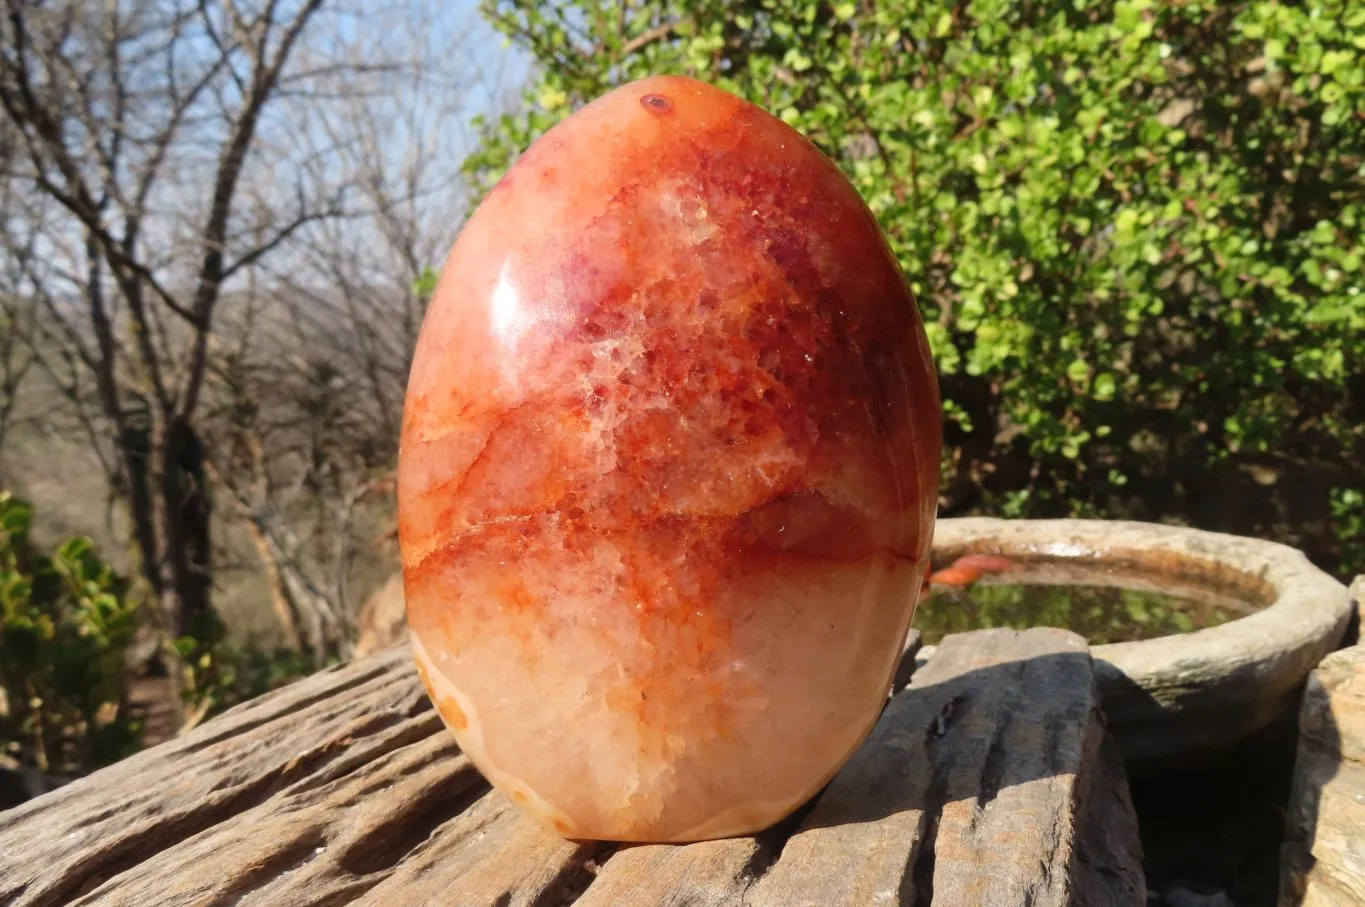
[0,628,1143,906]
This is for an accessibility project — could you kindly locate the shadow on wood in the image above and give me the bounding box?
[737,629,1143,907]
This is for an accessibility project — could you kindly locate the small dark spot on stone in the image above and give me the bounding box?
[641,93,673,113]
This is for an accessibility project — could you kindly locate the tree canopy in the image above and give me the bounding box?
[467,0,1365,573]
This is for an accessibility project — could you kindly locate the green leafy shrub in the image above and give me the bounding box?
[1,492,320,787]
[1330,486,1365,575]
[468,0,1364,574]
[0,491,141,776]
[174,633,320,719]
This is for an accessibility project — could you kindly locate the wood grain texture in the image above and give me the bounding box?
[746,628,1143,907]
[0,629,1143,906]
[572,838,765,907]
[0,646,445,907]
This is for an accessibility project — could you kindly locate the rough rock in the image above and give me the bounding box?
[1280,640,1365,906]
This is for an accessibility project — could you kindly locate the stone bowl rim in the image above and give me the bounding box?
[928,516,1353,763]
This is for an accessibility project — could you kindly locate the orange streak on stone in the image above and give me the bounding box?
[951,554,1020,574]
[929,565,984,587]
[929,554,1020,586]
[439,695,469,731]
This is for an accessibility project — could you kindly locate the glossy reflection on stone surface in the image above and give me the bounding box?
[398,75,941,842]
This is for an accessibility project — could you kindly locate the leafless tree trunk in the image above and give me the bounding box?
[0,1,332,645]
[0,162,37,469]
[1,0,519,681]
[0,296,36,467]
[193,15,490,661]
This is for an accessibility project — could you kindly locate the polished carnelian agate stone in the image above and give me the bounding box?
[398,75,941,842]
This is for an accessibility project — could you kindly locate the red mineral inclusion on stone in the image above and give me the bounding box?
[398,75,941,843]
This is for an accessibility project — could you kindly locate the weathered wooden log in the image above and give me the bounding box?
[0,628,1142,906]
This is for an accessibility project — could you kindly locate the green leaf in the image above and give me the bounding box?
[412,267,439,298]
[1093,373,1118,400]
[1304,302,1353,324]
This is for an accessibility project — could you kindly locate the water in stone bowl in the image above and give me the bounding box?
[914,560,1269,646]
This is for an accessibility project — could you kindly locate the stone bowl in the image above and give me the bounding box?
[927,518,1353,767]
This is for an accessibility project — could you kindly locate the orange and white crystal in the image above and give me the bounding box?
[398,75,941,843]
